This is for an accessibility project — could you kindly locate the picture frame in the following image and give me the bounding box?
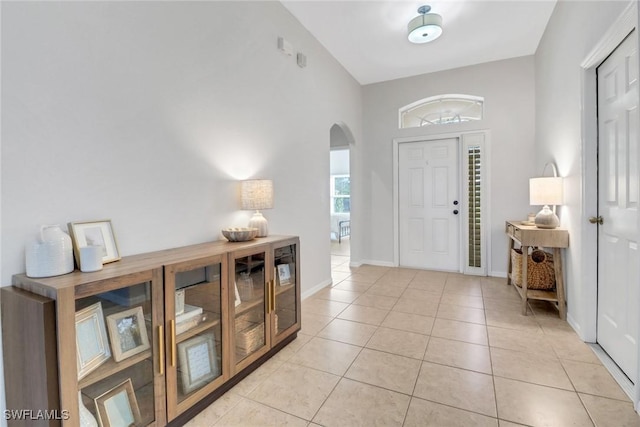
[94,378,141,427]
[68,219,121,266]
[106,306,150,362]
[76,302,111,379]
[178,333,219,394]
[276,264,292,286]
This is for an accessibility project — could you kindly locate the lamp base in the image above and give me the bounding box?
[535,205,559,229]
[248,211,268,237]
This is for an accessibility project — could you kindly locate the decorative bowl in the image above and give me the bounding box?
[222,227,258,242]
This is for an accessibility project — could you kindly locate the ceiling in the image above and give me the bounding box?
[280,1,557,85]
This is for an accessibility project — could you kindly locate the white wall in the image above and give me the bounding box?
[534,0,629,337]
[0,0,361,416]
[360,56,536,274]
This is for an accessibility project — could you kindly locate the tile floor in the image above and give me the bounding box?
[186,243,640,426]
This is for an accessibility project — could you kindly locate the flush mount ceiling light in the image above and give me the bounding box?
[408,5,443,44]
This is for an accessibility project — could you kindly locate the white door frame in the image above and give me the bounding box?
[579,0,639,406]
[393,130,491,273]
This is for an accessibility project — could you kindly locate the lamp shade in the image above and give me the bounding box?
[529,177,563,206]
[241,179,274,210]
[408,11,443,44]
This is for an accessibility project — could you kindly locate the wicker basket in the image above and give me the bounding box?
[511,248,556,290]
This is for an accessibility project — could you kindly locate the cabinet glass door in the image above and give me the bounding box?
[273,243,298,338]
[165,258,225,418]
[76,280,159,427]
[232,250,268,366]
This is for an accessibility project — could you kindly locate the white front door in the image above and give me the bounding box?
[398,138,459,270]
[596,30,640,383]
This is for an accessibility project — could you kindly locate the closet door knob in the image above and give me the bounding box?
[589,216,603,225]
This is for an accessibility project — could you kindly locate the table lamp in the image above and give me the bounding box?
[529,163,563,229]
[241,179,273,237]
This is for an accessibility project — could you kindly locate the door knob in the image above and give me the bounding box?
[453,200,459,205]
[453,210,459,215]
[589,216,603,225]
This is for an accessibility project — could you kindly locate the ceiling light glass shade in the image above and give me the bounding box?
[408,13,443,44]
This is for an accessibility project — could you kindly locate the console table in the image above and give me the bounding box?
[505,221,569,319]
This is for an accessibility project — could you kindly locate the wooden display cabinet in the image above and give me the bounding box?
[7,236,301,427]
[228,236,301,374]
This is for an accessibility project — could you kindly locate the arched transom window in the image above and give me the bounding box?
[399,94,484,128]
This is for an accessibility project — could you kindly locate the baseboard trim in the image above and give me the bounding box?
[589,343,635,402]
[302,278,332,300]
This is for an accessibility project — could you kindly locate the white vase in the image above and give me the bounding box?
[78,391,98,427]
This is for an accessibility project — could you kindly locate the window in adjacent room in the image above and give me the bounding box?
[330,175,350,213]
[399,94,484,128]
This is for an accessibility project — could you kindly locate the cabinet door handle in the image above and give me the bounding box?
[169,319,176,367]
[271,280,276,312]
[158,325,164,376]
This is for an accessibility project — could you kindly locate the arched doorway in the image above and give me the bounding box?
[329,123,354,265]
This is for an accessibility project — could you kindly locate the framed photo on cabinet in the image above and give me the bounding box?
[276,264,291,286]
[94,378,142,427]
[105,306,150,362]
[178,333,219,394]
[68,219,121,266]
[76,302,111,379]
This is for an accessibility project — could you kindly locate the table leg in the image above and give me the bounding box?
[521,245,529,316]
[507,238,514,286]
[553,247,566,320]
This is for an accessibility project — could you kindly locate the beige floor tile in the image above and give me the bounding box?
[230,356,284,396]
[289,336,362,376]
[313,378,410,427]
[401,288,442,301]
[337,304,390,326]
[332,280,373,293]
[313,287,360,304]
[490,346,573,390]
[367,283,406,298]
[404,397,498,427]
[375,277,412,288]
[272,333,313,362]
[212,397,308,426]
[302,297,349,317]
[248,363,340,420]
[482,296,528,313]
[443,281,483,296]
[440,293,484,309]
[392,297,439,317]
[543,330,601,364]
[345,348,422,394]
[300,311,333,336]
[424,337,492,374]
[353,293,399,310]
[414,362,497,417]
[331,270,352,283]
[485,309,542,332]
[317,318,377,346]
[498,421,529,427]
[413,270,448,283]
[381,311,435,335]
[579,393,640,427]
[494,377,593,426]
[481,282,521,301]
[487,326,554,357]
[365,327,430,359]
[185,392,243,427]
[348,273,381,283]
[436,303,486,324]
[407,280,445,295]
[561,359,629,401]
[431,318,488,345]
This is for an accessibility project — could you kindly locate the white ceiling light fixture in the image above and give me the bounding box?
[408,5,443,44]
